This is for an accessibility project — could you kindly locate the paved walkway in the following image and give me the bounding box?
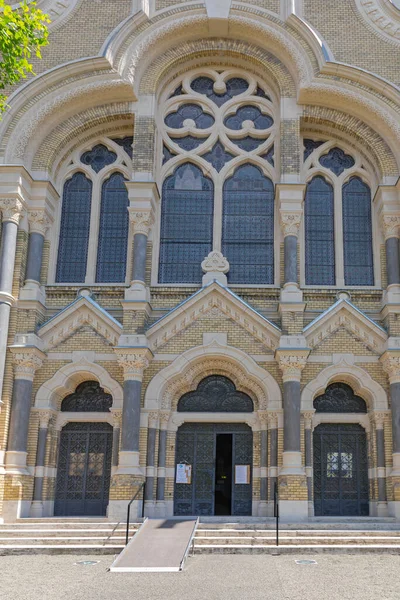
[2,553,399,600]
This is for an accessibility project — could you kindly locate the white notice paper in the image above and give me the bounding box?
[235,465,250,484]
[176,463,192,484]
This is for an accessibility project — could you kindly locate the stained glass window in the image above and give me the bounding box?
[56,172,92,282]
[96,172,129,283]
[305,176,335,285]
[303,139,325,161]
[170,135,207,151]
[165,104,214,129]
[314,382,367,413]
[319,147,355,176]
[202,140,234,172]
[159,163,214,283]
[224,105,273,130]
[342,177,374,286]
[81,144,117,173]
[230,136,265,152]
[111,137,133,158]
[222,164,274,284]
[191,76,248,106]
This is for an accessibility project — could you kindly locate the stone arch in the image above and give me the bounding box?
[35,358,123,410]
[301,361,388,412]
[144,341,282,411]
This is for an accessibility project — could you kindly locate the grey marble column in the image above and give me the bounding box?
[156,421,168,502]
[268,417,278,502]
[386,237,400,286]
[145,414,158,503]
[376,421,387,503]
[25,232,45,284]
[304,412,314,510]
[31,412,52,516]
[390,382,400,456]
[284,235,298,285]
[260,427,268,504]
[132,233,148,284]
[283,380,301,453]
[111,412,121,469]
[121,379,142,453]
[0,200,23,402]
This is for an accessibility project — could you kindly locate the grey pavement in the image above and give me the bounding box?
[1,553,400,600]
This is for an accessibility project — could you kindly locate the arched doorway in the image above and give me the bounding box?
[174,376,254,517]
[313,383,369,517]
[54,381,113,516]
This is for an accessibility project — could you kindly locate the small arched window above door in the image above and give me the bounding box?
[61,381,112,412]
[313,382,367,413]
[178,375,254,412]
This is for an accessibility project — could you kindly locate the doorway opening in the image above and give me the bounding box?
[215,434,233,515]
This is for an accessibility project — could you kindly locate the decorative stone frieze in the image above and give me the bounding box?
[116,348,153,381]
[280,213,302,238]
[0,198,23,225]
[276,351,308,382]
[28,210,51,236]
[129,210,155,236]
[11,349,45,382]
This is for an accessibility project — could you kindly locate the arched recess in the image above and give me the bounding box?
[35,359,123,410]
[144,341,282,412]
[301,361,388,412]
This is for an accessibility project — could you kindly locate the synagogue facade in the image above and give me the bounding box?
[0,0,400,523]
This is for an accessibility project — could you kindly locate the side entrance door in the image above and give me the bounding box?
[54,422,113,516]
[174,423,253,516]
[313,423,369,516]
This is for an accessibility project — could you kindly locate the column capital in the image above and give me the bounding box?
[111,409,122,428]
[370,411,389,429]
[116,348,153,381]
[129,209,155,236]
[380,351,400,384]
[28,210,52,236]
[276,349,309,382]
[302,411,315,428]
[147,411,159,427]
[280,212,302,238]
[380,214,400,240]
[159,412,170,429]
[267,411,281,429]
[34,409,56,429]
[10,347,45,381]
[0,198,24,225]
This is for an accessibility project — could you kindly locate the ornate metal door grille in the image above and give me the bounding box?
[174,423,253,516]
[313,424,369,517]
[55,422,113,517]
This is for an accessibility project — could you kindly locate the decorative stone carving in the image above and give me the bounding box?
[302,411,315,428]
[355,0,400,45]
[147,411,159,426]
[277,353,308,382]
[267,412,279,428]
[370,411,388,429]
[129,210,155,236]
[381,352,400,384]
[12,350,44,381]
[0,198,23,225]
[111,410,122,429]
[280,213,302,237]
[116,349,152,381]
[201,251,230,274]
[28,210,51,236]
[380,214,400,240]
[36,410,55,429]
[8,1,82,31]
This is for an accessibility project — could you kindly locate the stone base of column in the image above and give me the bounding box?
[256,500,268,517]
[125,281,150,301]
[144,500,157,517]
[108,499,143,522]
[19,281,46,305]
[108,474,145,521]
[115,451,142,475]
[382,284,400,306]
[369,501,389,517]
[280,451,305,476]
[278,500,309,522]
[391,453,400,477]
[5,451,29,475]
[278,470,309,522]
[0,472,33,521]
[30,500,44,518]
[279,283,304,303]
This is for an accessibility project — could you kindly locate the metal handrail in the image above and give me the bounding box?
[125,481,146,545]
[273,481,279,547]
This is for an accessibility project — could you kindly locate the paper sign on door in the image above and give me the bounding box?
[235,465,250,484]
[176,463,192,484]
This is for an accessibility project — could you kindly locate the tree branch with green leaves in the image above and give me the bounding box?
[0,0,49,113]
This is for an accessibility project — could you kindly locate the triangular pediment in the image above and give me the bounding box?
[147,281,281,352]
[303,299,387,354]
[38,296,122,351]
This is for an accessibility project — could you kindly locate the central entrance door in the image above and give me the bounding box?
[174,423,253,516]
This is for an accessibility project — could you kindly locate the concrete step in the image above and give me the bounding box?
[0,545,124,556]
[194,535,400,546]
[197,522,400,531]
[195,528,400,537]
[194,544,400,555]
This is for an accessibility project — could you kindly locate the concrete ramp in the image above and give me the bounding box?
[110,518,198,572]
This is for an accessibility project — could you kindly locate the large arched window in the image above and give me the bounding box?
[305,176,335,286]
[159,163,214,284]
[96,172,129,283]
[55,137,132,284]
[160,69,276,285]
[303,141,375,287]
[222,164,274,284]
[56,172,92,283]
[343,177,374,286]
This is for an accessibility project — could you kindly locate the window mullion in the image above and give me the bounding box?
[335,182,345,288]
[85,178,101,284]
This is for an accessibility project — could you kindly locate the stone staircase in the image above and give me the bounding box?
[2,517,400,555]
[193,519,400,554]
[0,518,140,555]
